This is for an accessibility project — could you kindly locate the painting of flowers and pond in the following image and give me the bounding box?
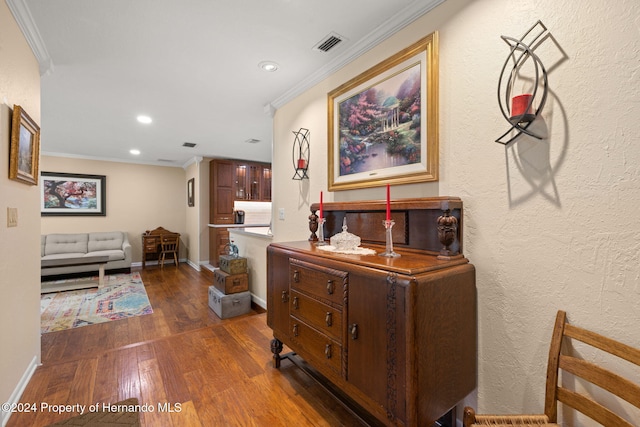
[328,33,438,191]
[339,64,421,175]
[41,172,106,216]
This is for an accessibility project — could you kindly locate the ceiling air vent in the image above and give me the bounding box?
[182,142,197,148]
[244,138,260,144]
[313,32,345,53]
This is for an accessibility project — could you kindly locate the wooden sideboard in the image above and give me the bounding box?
[267,198,476,426]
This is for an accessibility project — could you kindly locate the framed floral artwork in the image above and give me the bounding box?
[328,32,439,191]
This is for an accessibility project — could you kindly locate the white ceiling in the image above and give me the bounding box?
[10,0,444,167]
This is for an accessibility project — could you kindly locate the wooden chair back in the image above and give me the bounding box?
[159,233,179,267]
[544,310,640,426]
[464,310,640,427]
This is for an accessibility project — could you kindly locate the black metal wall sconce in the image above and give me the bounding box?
[292,128,310,180]
[496,21,550,145]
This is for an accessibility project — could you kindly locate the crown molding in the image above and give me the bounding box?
[270,0,445,110]
[6,0,54,76]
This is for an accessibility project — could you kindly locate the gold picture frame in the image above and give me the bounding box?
[9,105,41,186]
[328,32,438,191]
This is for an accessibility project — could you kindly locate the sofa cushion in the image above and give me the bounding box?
[86,250,125,262]
[42,252,88,261]
[88,232,123,252]
[45,234,89,256]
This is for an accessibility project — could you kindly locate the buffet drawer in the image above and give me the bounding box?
[290,290,342,341]
[289,317,342,377]
[289,259,347,307]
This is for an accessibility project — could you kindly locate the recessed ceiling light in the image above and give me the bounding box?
[130,149,141,155]
[258,61,279,72]
[136,115,152,124]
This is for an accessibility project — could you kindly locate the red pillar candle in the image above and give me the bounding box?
[511,94,535,122]
[319,191,323,219]
[297,158,307,169]
[386,184,391,221]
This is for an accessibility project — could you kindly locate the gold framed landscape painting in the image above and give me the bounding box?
[9,105,40,186]
[328,32,439,191]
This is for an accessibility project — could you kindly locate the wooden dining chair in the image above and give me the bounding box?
[158,234,179,268]
[464,310,640,427]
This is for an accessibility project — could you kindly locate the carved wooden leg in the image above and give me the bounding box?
[270,338,283,368]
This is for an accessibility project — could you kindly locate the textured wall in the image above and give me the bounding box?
[272,0,640,424]
[0,1,41,422]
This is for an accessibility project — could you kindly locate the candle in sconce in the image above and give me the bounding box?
[510,94,535,122]
[386,184,391,221]
[319,191,323,219]
[297,159,307,169]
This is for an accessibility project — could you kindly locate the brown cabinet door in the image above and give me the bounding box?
[347,270,407,421]
[248,164,261,200]
[261,165,271,201]
[266,247,291,337]
[211,160,235,222]
[234,163,247,200]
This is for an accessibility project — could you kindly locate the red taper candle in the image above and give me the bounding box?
[386,184,391,221]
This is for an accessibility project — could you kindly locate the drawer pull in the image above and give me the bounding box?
[293,270,300,282]
[350,323,359,340]
[292,323,299,337]
[281,290,288,303]
[292,296,299,310]
[325,343,332,359]
[326,280,334,295]
[325,312,332,327]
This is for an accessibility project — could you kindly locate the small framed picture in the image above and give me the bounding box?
[9,105,41,186]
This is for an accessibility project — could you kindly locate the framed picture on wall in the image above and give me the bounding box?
[328,32,439,191]
[187,178,195,207]
[40,172,107,216]
[9,105,41,186]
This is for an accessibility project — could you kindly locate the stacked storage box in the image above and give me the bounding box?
[208,255,251,319]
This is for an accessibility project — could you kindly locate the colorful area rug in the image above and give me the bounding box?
[41,272,153,333]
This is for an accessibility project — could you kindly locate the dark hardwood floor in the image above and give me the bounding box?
[9,265,364,426]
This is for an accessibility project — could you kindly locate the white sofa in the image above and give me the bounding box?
[41,231,132,277]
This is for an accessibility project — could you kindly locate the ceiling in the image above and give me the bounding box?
[10,0,444,167]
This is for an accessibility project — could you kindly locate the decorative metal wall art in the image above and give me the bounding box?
[292,128,310,180]
[496,21,550,145]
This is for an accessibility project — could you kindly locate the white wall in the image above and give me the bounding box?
[272,0,640,424]
[0,3,41,425]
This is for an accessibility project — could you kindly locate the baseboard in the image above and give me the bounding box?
[251,293,266,310]
[1,355,39,427]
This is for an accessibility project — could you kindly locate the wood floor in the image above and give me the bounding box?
[8,265,365,426]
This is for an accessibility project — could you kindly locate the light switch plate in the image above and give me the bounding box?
[278,208,285,220]
[7,207,18,227]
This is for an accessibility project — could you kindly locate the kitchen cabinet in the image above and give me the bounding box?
[209,159,234,266]
[234,161,271,202]
[209,159,271,266]
[267,198,476,426]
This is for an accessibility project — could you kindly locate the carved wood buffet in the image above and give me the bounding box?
[267,198,476,426]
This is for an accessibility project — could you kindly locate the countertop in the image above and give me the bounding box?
[228,227,272,239]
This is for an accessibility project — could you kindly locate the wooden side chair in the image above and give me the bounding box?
[464,310,640,427]
[158,233,179,268]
